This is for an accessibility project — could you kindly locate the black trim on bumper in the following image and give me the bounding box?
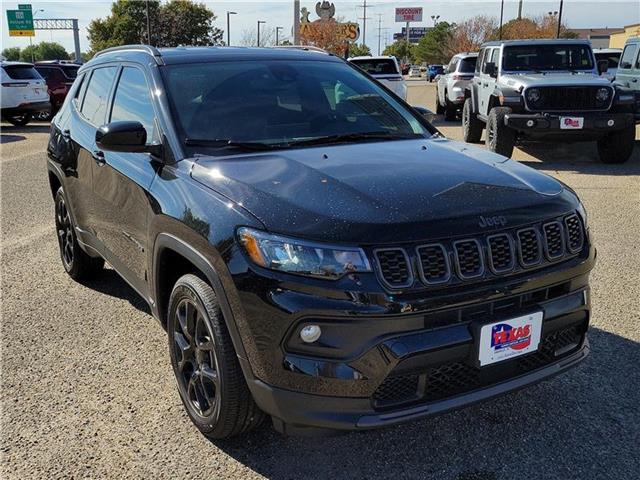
[1,101,51,116]
[504,112,634,135]
[249,340,589,434]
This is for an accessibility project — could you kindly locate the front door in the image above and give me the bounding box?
[478,47,499,116]
[616,43,640,91]
[91,66,159,294]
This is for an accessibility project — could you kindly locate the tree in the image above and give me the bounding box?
[448,16,496,55]
[88,0,222,54]
[18,42,68,62]
[157,0,223,46]
[414,22,455,64]
[497,15,577,40]
[348,43,371,57]
[240,27,276,47]
[382,40,415,63]
[2,47,21,61]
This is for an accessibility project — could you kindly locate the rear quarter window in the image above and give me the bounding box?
[2,65,42,80]
[80,66,118,126]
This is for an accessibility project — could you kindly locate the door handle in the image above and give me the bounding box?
[631,78,638,83]
[92,150,106,166]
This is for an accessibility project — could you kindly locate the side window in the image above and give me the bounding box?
[490,48,500,65]
[619,44,638,70]
[476,49,485,73]
[482,49,495,74]
[110,67,157,144]
[37,67,51,80]
[80,66,117,126]
[635,47,640,69]
[448,58,458,73]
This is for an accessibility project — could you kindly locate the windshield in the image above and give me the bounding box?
[594,52,620,69]
[349,58,399,75]
[458,57,477,73]
[503,44,594,71]
[162,60,431,151]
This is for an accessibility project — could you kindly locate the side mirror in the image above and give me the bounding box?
[484,62,497,77]
[95,121,147,153]
[413,105,436,122]
[597,59,609,75]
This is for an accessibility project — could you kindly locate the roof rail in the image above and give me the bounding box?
[272,45,331,55]
[94,44,164,64]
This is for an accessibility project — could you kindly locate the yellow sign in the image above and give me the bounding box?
[9,29,35,37]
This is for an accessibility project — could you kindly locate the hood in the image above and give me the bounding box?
[191,138,578,244]
[500,72,610,90]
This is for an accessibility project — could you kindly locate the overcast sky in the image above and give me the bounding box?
[2,0,639,55]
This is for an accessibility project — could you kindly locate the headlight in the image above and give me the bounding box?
[237,227,371,279]
[525,88,541,104]
[595,87,610,103]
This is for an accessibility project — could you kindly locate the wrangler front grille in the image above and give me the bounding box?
[525,86,613,112]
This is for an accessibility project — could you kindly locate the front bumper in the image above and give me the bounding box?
[230,238,595,433]
[1,101,51,116]
[504,111,634,137]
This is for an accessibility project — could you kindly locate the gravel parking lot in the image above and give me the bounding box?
[2,82,639,480]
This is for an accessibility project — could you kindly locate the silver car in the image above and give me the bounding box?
[435,52,478,120]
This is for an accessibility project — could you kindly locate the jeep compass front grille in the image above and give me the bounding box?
[374,213,585,290]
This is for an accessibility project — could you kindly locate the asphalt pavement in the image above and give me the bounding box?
[1,82,639,480]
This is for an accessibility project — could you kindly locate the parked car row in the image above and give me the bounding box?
[427,37,638,164]
[1,59,80,125]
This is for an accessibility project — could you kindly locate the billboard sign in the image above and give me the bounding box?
[395,7,423,23]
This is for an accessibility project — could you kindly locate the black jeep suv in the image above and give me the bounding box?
[47,45,594,438]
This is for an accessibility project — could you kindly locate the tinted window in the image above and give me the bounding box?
[619,44,638,69]
[61,65,79,79]
[350,59,399,75]
[459,57,477,73]
[110,67,156,143]
[81,67,117,125]
[503,44,593,71]
[35,67,52,80]
[594,52,620,68]
[162,60,429,151]
[3,65,41,80]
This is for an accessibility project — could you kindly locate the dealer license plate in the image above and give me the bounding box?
[560,116,584,129]
[478,312,543,366]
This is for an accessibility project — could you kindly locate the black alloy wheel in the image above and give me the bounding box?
[53,187,104,279]
[168,274,264,439]
[172,297,222,419]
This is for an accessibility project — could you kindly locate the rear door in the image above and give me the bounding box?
[616,42,639,90]
[91,65,159,292]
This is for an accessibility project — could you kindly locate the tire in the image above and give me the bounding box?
[462,98,483,143]
[444,96,457,121]
[54,187,104,280]
[168,274,265,439]
[597,124,635,164]
[486,107,515,158]
[4,113,32,126]
[435,89,444,115]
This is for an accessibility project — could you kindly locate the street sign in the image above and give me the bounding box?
[18,4,32,10]
[7,9,35,36]
[395,7,423,23]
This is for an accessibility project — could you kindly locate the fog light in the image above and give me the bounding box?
[526,119,535,127]
[300,325,321,343]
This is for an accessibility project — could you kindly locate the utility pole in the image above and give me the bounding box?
[499,0,505,40]
[257,20,266,47]
[227,11,237,46]
[358,0,372,46]
[145,0,151,45]
[293,0,300,44]
[376,13,383,56]
[518,0,523,19]
[275,26,283,46]
[556,0,564,38]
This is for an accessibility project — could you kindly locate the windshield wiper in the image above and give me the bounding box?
[184,138,284,151]
[285,131,423,147]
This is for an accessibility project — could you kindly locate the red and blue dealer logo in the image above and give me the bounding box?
[491,323,532,351]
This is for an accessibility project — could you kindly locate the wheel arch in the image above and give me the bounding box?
[152,233,257,382]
